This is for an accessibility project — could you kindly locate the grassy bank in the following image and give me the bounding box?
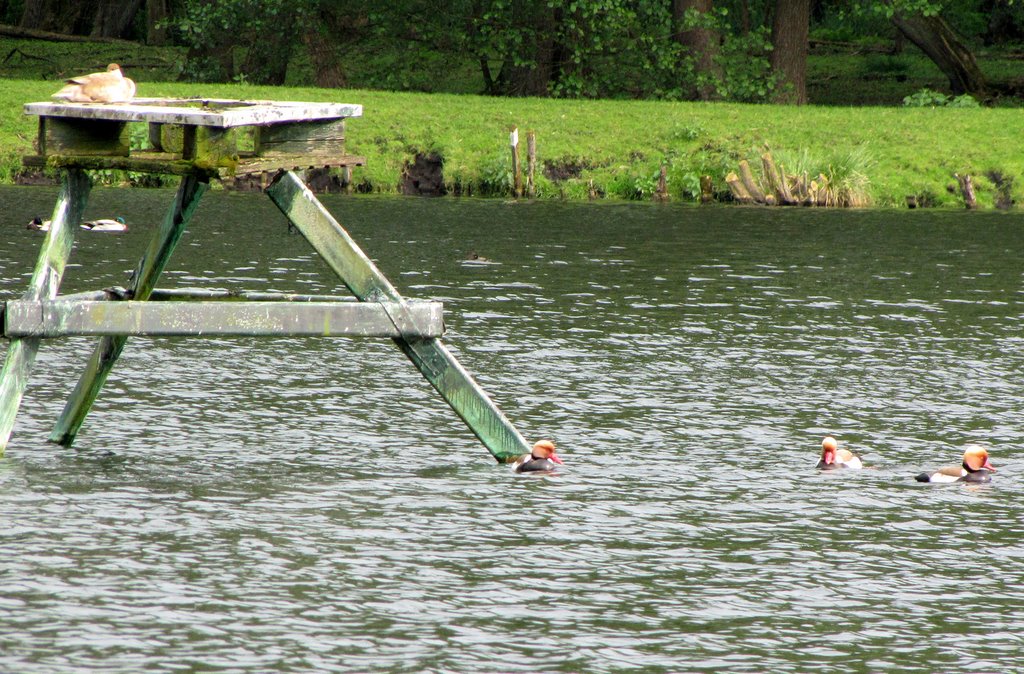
[1,76,1021,209]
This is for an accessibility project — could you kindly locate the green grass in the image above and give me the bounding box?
[1,37,1023,209]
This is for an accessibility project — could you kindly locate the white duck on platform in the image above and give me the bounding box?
[52,63,136,104]
[81,217,127,232]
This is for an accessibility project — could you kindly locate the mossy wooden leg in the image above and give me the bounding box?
[49,175,209,447]
[0,169,91,454]
[265,170,531,463]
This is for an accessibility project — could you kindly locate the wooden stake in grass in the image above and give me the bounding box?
[700,175,713,203]
[654,165,668,202]
[526,131,536,198]
[509,126,521,198]
[955,173,977,209]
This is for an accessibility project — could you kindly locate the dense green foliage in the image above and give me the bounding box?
[7,1,1023,102]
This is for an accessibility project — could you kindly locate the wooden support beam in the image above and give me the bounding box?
[50,174,208,447]
[22,152,366,178]
[256,120,346,156]
[265,170,532,463]
[3,299,444,338]
[38,116,129,157]
[0,169,91,454]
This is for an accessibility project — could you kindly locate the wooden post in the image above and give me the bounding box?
[955,173,977,209]
[0,169,91,454]
[49,174,209,447]
[654,165,668,202]
[266,170,532,463]
[510,126,522,198]
[526,131,537,199]
[699,175,714,203]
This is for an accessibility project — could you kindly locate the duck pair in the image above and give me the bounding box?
[27,217,127,233]
[816,436,996,483]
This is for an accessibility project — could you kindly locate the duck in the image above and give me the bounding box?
[464,251,493,263]
[52,63,136,104]
[512,440,564,473]
[81,217,127,232]
[915,444,996,483]
[27,217,51,232]
[816,435,863,470]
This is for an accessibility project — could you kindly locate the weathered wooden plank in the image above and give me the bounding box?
[265,170,532,463]
[25,99,362,128]
[22,153,366,178]
[256,120,345,156]
[4,300,443,338]
[39,116,129,156]
[0,169,91,454]
[50,174,208,447]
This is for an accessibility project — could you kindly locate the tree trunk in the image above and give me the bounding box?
[239,8,295,85]
[21,0,96,34]
[303,29,347,88]
[891,13,986,96]
[484,3,561,96]
[673,0,721,101]
[770,0,810,104]
[91,0,144,39]
[145,0,168,45]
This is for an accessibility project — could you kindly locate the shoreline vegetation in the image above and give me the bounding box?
[2,78,1022,210]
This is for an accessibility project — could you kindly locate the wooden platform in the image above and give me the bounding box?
[2,98,534,463]
[23,98,366,178]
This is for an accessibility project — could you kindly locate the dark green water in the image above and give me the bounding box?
[1,186,1022,672]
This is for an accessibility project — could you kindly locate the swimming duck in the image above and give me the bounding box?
[915,444,995,483]
[81,217,127,232]
[816,436,863,470]
[27,217,51,231]
[52,63,136,104]
[512,440,564,473]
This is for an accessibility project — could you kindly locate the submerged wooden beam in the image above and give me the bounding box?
[3,299,443,338]
[266,170,532,463]
[0,169,91,454]
[50,174,208,447]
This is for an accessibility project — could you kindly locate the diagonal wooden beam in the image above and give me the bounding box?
[265,170,531,463]
[49,174,209,447]
[0,169,91,454]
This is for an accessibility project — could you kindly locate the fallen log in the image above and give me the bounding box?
[738,160,767,203]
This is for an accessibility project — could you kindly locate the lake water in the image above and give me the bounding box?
[1,185,1022,673]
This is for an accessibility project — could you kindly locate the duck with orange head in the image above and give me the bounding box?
[513,440,563,473]
[816,436,863,470]
[916,445,995,483]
